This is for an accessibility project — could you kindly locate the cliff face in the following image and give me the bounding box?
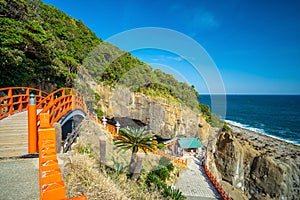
[95,84,210,139]
[211,129,300,200]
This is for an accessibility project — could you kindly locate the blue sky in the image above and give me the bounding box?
[43,0,300,94]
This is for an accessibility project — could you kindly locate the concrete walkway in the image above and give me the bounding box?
[175,156,221,200]
[0,158,39,200]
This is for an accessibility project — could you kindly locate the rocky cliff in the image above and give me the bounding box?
[208,126,300,200]
[95,84,210,140]
[93,84,300,200]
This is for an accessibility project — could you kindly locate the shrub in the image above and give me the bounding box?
[222,123,231,132]
[163,185,186,200]
[94,92,101,101]
[78,143,93,158]
[95,108,104,118]
[158,157,174,172]
[157,143,165,149]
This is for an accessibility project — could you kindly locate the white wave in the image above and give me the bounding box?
[225,120,266,134]
[225,119,300,145]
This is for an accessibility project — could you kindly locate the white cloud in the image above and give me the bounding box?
[151,55,185,62]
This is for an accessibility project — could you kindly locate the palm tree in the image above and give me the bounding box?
[114,127,158,179]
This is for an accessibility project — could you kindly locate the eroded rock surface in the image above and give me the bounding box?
[95,84,209,139]
[211,128,300,200]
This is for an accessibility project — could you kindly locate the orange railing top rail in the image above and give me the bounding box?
[0,87,48,120]
[37,88,87,126]
[0,86,86,125]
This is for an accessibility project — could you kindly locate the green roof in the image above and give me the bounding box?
[178,137,202,149]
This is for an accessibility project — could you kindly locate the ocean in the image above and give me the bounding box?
[199,95,300,145]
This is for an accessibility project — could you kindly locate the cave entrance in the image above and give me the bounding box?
[107,117,147,130]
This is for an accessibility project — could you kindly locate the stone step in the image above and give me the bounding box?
[0,147,28,158]
[0,138,28,147]
[0,138,27,144]
[0,112,29,158]
[0,144,27,150]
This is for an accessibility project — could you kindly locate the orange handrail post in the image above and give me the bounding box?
[28,93,37,154]
[39,113,66,200]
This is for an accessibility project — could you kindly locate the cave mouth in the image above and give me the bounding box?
[107,117,147,129]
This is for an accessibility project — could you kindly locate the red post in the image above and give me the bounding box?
[28,93,37,154]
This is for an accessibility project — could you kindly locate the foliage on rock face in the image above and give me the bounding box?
[0,0,100,91]
[222,123,231,132]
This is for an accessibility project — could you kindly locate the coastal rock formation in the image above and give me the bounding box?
[211,129,300,200]
[95,84,209,139]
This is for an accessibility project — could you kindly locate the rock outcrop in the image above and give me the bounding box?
[210,127,300,200]
[95,84,209,139]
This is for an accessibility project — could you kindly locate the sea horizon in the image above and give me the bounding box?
[199,94,300,145]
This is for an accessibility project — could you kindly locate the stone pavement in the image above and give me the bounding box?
[175,156,221,200]
[0,158,39,200]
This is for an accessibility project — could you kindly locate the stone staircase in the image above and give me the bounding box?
[0,112,28,158]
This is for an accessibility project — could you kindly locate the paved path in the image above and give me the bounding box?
[175,156,221,200]
[0,158,39,200]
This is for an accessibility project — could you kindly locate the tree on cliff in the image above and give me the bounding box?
[114,127,158,179]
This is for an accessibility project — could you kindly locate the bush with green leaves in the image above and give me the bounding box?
[222,123,232,132]
[78,143,93,158]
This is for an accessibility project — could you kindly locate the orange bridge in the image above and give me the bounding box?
[0,87,188,200]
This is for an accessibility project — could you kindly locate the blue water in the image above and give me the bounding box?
[199,95,300,145]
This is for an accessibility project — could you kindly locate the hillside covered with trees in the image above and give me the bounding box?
[0,0,217,121]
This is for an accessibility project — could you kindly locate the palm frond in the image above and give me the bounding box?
[113,127,158,153]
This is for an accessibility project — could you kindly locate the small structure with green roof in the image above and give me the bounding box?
[177,137,202,156]
[163,137,203,156]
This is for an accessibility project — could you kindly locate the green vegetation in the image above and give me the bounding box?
[95,108,104,118]
[65,153,164,199]
[0,0,201,111]
[146,158,186,200]
[78,143,94,158]
[114,127,158,178]
[222,123,232,132]
[0,0,222,126]
[199,103,223,128]
[0,0,100,90]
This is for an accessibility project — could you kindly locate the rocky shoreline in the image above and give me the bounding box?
[209,122,300,200]
[228,124,300,160]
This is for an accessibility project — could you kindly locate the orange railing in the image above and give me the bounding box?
[91,116,188,167]
[35,89,87,200]
[1,86,186,200]
[38,113,86,200]
[203,162,233,200]
[37,88,86,125]
[151,150,187,166]
[0,87,48,120]
[0,87,87,200]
